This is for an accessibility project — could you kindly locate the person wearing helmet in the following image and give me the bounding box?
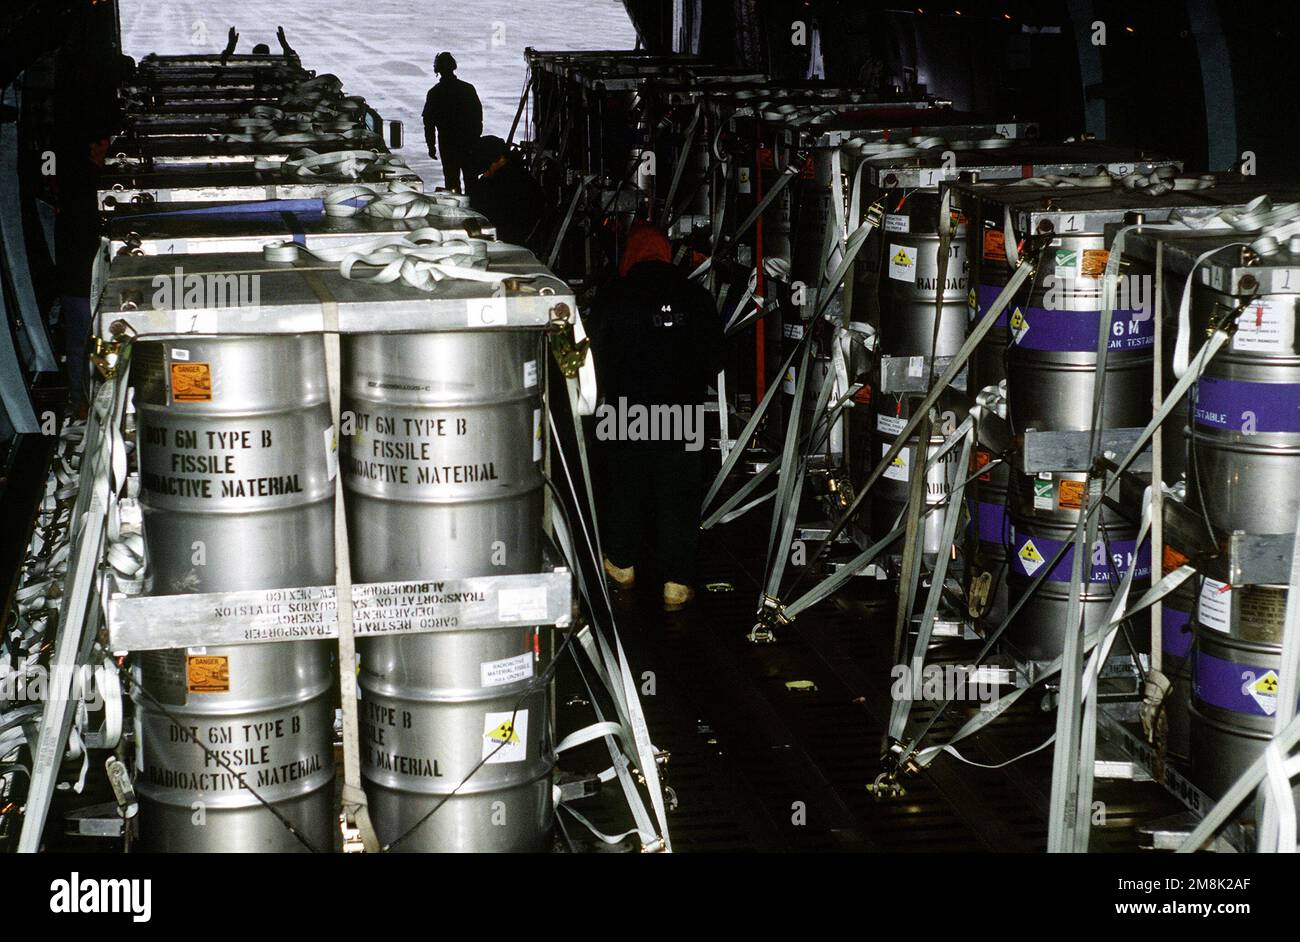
[422,52,483,193]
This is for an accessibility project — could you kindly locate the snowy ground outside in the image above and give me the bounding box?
[119,0,637,187]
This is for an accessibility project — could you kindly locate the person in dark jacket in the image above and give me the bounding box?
[587,222,724,611]
[422,52,483,193]
[465,135,544,248]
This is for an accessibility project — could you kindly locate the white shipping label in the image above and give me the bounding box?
[1232,297,1295,353]
[533,407,543,462]
[483,709,529,763]
[884,213,910,234]
[498,585,547,622]
[467,296,509,327]
[782,367,797,395]
[1198,577,1232,633]
[888,243,917,283]
[876,414,907,436]
[882,442,909,482]
[170,348,190,361]
[523,359,539,388]
[481,652,534,688]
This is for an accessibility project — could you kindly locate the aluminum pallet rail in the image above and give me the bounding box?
[96,159,422,211]
[102,198,495,258]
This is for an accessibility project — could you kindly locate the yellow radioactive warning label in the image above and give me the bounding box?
[1009,307,1029,342]
[1017,539,1045,576]
[1249,669,1281,715]
[482,709,529,763]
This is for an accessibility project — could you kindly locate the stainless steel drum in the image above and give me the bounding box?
[343,329,553,852]
[1005,235,1153,439]
[879,210,969,365]
[1189,584,1295,804]
[870,196,969,562]
[1004,513,1151,662]
[132,336,336,853]
[1187,291,1300,537]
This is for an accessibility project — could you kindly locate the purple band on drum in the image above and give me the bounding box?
[1193,649,1288,718]
[1008,531,1152,584]
[1192,376,1300,434]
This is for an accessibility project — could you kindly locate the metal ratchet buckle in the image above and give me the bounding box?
[868,738,917,799]
[547,302,590,379]
[864,200,886,230]
[748,595,788,644]
[340,812,367,853]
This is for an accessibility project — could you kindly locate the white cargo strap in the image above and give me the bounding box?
[278,148,410,182]
[279,234,538,296]
[1257,497,1300,852]
[18,360,131,852]
[314,282,378,852]
[547,505,661,848]
[558,803,644,846]
[547,378,672,850]
[323,184,469,219]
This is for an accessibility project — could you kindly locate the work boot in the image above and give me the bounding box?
[603,557,635,590]
[663,581,695,611]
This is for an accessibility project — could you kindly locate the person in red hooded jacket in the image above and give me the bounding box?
[587,222,724,611]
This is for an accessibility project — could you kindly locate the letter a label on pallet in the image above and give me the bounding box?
[483,710,529,764]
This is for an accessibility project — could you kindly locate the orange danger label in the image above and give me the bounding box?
[171,362,212,402]
[1057,479,1085,510]
[1081,249,1110,279]
[1162,543,1190,575]
[852,383,872,406]
[983,229,1007,261]
[187,655,230,694]
[972,448,993,482]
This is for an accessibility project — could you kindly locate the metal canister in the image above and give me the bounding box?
[342,330,553,852]
[1005,235,1153,440]
[1187,292,1300,537]
[132,336,336,852]
[1189,583,1294,803]
[878,201,969,366]
[870,193,968,562]
[1003,514,1151,662]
